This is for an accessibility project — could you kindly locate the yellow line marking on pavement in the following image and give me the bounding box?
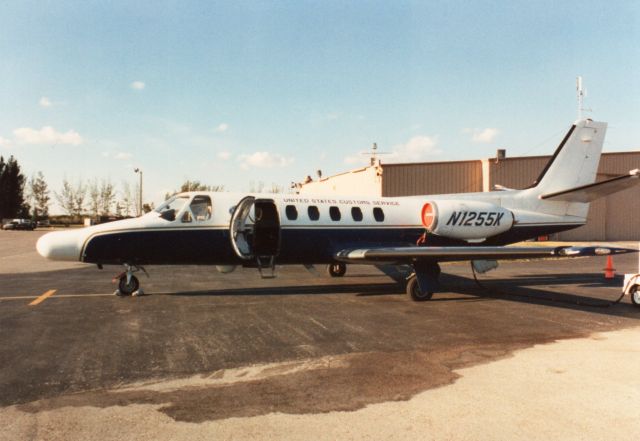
[0,292,166,303]
[0,293,113,302]
[29,289,57,306]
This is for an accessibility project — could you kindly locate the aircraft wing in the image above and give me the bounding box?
[540,169,640,203]
[335,245,636,264]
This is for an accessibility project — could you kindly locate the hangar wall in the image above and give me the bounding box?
[381,160,483,196]
[382,152,640,241]
[296,152,640,240]
[296,163,382,196]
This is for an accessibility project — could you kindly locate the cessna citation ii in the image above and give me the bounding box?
[37,119,640,304]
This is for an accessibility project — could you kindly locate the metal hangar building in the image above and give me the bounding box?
[295,151,640,241]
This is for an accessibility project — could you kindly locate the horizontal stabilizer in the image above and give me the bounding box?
[539,169,640,203]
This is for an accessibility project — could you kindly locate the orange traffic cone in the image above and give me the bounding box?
[604,255,616,279]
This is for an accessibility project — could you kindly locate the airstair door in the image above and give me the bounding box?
[229,197,281,261]
[229,196,255,260]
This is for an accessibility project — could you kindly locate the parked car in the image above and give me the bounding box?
[2,219,36,230]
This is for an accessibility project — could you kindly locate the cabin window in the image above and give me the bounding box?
[351,207,363,222]
[329,206,341,221]
[181,210,193,223]
[308,206,320,221]
[373,207,385,222]
[285,205,298,220]
[190,195,212,221]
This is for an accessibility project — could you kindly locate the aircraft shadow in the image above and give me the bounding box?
[438,273,638,318]
[167,272,638,318]
[169,282,402,298]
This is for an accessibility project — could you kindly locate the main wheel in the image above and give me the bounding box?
[118,275,140,296]
[327,263,347,277]
[630,285,640,307]
[406,275,433,301]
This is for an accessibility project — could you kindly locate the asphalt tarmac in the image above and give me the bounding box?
[1,230,639,439]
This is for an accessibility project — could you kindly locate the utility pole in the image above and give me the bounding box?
[134,168,143,216]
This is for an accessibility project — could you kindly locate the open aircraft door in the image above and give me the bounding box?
[229,197,281,271]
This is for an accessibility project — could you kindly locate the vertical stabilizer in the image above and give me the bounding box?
[532,119,607,195]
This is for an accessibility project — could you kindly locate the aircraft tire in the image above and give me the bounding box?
[630,285,640,307]
[118,275,140,296]
[327,263,347,277]
[406,275,433,301]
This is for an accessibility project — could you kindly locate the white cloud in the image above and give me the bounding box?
[130,81,145,90]
[217,151,231,160]
[115,152,133,160]
[13,126,83,146]
[387,135,441,163]
[39,97,52,107]
[215,123,229,133]
[237,151,294,170]
[326,112,340,121]
[0,136,12,148]
[344,154,369,165]
[344,135,441,165]
[466,127,499,143]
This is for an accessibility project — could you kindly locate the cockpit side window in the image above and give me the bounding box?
[156,195,189,214]
[190,195,212,221]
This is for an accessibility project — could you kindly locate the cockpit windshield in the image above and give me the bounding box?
[155,195,189,214]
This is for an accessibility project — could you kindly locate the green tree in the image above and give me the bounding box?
[28,171,50,219]
[0,156,5,218]
[88,180,100,217]
[55,178,86,217]
[120,181,133,217]
[164,181,224,200]
[0,156,29,219]
[99,180,116,216]
[180,180,224,192]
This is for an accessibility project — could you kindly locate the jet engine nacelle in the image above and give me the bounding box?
[421,200,514,240]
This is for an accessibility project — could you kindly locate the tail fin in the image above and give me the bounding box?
[531,119,607,195]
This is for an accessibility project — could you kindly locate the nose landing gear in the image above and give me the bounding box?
[113,264,147,296]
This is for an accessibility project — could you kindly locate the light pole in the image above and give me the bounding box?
[134,168,143,216]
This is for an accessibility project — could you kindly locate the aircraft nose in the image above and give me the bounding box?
[36,230,83,261]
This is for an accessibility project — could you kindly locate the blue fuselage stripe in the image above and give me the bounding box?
[81,223,580,265]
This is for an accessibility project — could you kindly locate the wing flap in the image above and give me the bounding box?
[336,245,635,264]
[540,169,640,202]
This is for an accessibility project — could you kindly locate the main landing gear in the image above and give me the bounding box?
[406,261,441,302]
[327,262,347,277]
[113,264,147,296]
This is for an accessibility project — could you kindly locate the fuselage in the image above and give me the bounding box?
[36,190,584,266]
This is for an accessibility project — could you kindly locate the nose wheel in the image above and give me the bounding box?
[118,275,140,296]
[114,264,147,296]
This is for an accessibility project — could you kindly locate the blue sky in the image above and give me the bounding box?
[0,0,638,210]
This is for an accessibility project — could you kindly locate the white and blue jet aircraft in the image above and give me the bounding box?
[37,119,640,304]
